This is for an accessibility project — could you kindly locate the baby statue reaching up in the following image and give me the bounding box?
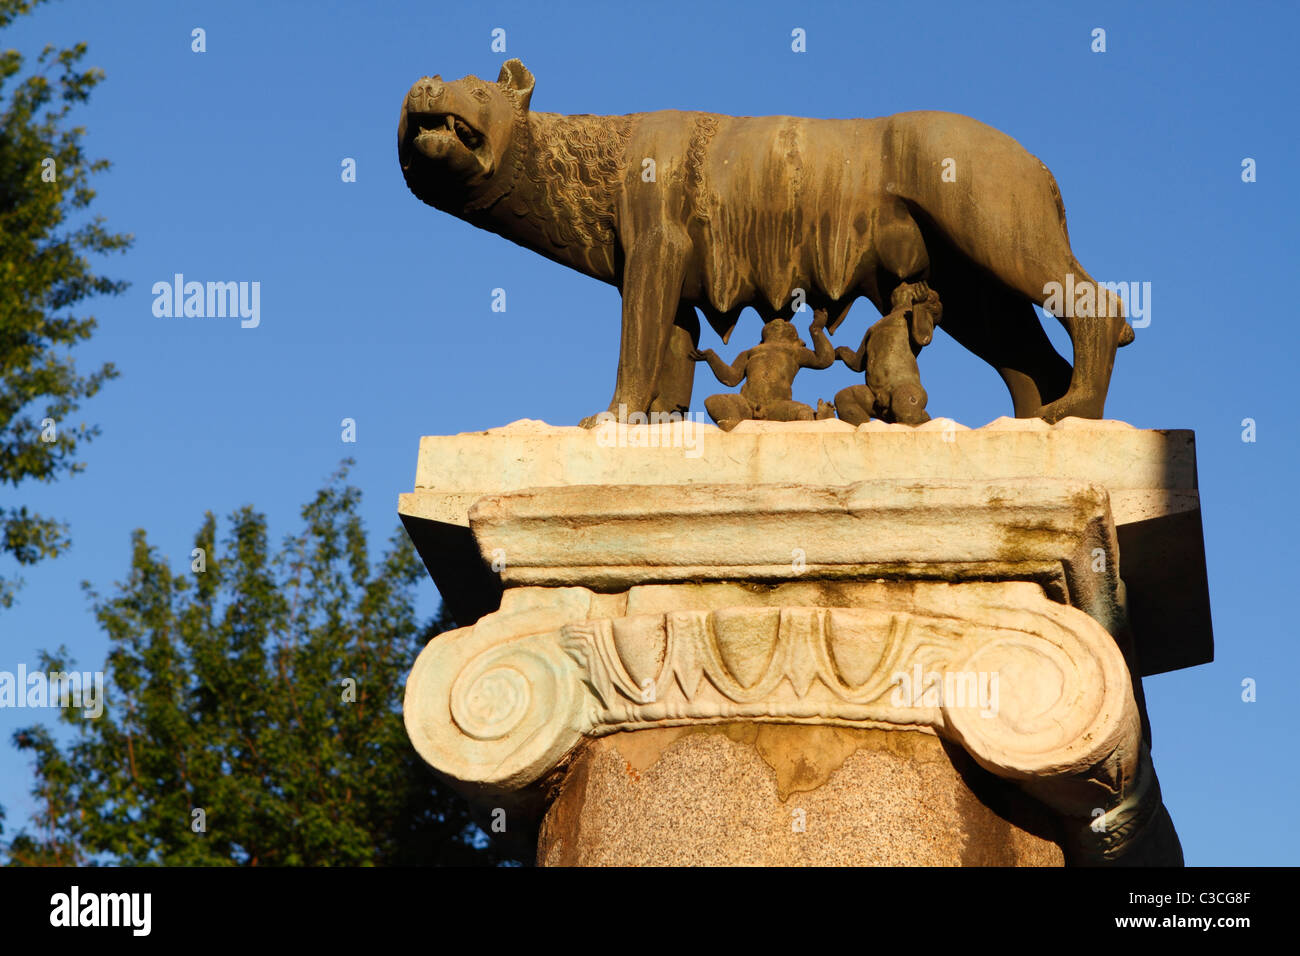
[691,311,836,431]
[834,281,941,426]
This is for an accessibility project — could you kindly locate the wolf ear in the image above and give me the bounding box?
[496,58,535,110]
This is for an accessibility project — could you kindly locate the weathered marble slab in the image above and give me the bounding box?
[398,417,1210,675]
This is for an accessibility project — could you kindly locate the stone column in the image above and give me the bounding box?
[538,726,1064,866]
[400,417,1209,866]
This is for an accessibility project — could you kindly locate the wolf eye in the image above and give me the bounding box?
[470,88,490,102]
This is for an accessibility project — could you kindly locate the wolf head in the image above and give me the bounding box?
[398,59,535,213]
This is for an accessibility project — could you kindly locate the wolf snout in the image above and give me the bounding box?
[406,76,445,114]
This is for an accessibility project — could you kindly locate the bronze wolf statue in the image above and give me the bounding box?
[399,59,1133,425]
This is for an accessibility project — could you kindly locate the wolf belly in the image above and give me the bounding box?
[688,115,890,315]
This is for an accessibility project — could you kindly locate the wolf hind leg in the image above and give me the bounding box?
[935,274,1072,419]
[1035,259,1127,421]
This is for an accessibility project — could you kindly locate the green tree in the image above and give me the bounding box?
[3,464,513,865]
[1,0,129,607]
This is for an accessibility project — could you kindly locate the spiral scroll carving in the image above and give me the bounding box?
[406,587,1137,797]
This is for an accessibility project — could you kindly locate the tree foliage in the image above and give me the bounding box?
[3,464,509,865]
[1,0,129,606]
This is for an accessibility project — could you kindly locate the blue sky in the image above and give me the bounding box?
[2,0,1296,864]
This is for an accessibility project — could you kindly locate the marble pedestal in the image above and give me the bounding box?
[399,417,1210,866]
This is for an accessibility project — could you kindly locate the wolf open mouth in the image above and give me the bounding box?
[409,111,483,151]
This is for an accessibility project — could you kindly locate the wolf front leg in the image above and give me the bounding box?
[581,231,691,427]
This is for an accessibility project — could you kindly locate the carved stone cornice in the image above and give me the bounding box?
[469,479,1127,635]
[399,417,1211,676]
